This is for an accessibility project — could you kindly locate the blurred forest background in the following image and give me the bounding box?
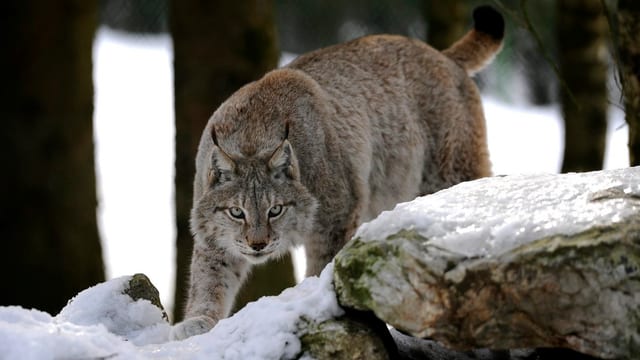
[1,0,638,322]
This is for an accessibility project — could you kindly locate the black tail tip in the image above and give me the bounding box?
[473,5,505,40]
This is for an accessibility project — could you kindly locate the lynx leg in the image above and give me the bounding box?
[171,242,249,340]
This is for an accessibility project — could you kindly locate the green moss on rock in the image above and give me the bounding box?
[300,317,389,360]
[333,238,386,309]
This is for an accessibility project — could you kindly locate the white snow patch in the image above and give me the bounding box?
[483,98,563,174]
[356,167,640,257]
[0,264,342,359]
[57,275,170,346]
[0,306,139,360]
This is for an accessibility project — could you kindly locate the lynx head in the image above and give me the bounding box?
[191,123,318,264]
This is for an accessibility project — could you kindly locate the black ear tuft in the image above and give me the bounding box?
[284,121,290,141]
[473,5,504,40]
[269,140,300,180]
[211,125,220,146]
[208,145,235,185]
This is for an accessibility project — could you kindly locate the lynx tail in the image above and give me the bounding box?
[442,5,505,76]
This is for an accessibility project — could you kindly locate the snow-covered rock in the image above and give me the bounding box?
[57,273,171,346]
[0,264,346,359]
[0,274,168,360]
[334,167,640,359]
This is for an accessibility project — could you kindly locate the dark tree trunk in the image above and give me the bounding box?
[615,0,640,166]
[424,0,467,51]
[170,0,295,321]
[0,0,105,314]
[557,0,609,172]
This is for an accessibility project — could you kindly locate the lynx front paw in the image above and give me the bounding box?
[170,315,217,340]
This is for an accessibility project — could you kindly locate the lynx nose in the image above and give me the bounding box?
[247,227,269,252]
[250,242,267,251]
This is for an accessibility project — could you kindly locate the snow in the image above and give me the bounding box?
[0,307,139,360]
[0,276,161,360]
[57,276,170,346]
[356,167,640,257]
[0,264,342,359]
[483,97,629,174]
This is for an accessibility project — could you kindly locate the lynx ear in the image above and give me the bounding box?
[208,126,235,184]
[268,140,300,180]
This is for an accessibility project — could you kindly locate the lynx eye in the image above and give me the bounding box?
[228,207,245,220]
[268,204,283,218]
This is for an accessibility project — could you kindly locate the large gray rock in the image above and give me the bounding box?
[334,167,640,359]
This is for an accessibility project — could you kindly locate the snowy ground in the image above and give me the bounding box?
[91,28,629,315]
[0,264,342,359]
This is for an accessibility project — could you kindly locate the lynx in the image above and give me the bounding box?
[171,6,504,340]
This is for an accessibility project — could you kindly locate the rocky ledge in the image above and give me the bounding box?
[334,167,640,359]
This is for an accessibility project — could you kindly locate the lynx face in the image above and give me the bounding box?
[191,139,318,264]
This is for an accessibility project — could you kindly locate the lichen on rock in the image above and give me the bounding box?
[299,315,390,360]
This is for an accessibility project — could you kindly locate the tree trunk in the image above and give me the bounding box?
[0,0,105,314]
[557,0,609,172]
[424,0,467,51]
[170,0,295,321]
[615,0,640,166]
